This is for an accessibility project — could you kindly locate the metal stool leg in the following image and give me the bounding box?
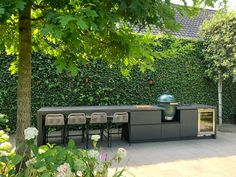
[108,124,112,147]
[82,125,85,143]
[66,125,69,144]
[63,126,66,146]
[100,125,104,141]
[45,126,48,143]
[43,126,45,144]
[86,124,89,149]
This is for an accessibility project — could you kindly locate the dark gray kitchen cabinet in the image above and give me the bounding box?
[161,123,180,138]
[180,110,198,137]
[130,111,161,125]
[129,125,162,141]
[129,110,162,142]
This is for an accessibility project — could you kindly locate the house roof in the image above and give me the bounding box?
[173,8,215,38]
[133,8,215,38]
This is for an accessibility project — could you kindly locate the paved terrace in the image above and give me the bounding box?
[106,124,236,177]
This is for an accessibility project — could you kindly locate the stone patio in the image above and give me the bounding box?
[106,124,236,177]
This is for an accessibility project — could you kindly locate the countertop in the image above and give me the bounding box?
[37,105,165,114]
[37,104,216,114]
[177,104,216,110]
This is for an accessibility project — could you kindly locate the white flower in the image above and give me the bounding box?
[91,135,100,142]
[0,142,12,151]
[24,127,39,140]
[0,150,10,157]
[0,130,4,136]
[25,158,36,167]
[56,163,73,177]
[116,148,127,160]
[38,148,46,154]
[76,171,83,177]
[0,132,9,142]
[95,163,104,173]
[88,149,99,159]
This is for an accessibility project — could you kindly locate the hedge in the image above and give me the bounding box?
[1,37,236,131]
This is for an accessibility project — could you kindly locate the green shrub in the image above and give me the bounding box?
[1,37,236,131]
[0,114,10,132]
[0,128,129,177]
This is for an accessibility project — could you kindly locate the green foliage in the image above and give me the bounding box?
[0,0,225,75]
[199,10,236,81]
[20,141,128,177]
[0,114,10,133]
[0,129,129,177]
[1,37,236,131]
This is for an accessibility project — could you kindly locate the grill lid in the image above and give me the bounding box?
[157,94,176,103]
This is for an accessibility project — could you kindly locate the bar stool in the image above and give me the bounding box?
[108,112,129,147]
[86,112,108,148]
[43,114,65,145]
[66,113,86,144]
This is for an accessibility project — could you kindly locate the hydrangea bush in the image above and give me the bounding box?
[0,130,23,176]
[0,128,131,177]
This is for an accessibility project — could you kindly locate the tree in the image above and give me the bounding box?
[0,0,224,147]
[199,10,236,126]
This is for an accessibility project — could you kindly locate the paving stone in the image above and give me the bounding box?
[108,124,236,177]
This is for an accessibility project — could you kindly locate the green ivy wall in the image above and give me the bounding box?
[1,37,236,130]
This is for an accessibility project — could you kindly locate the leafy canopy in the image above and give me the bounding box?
[0,0,225,76]
[199,10,236,81]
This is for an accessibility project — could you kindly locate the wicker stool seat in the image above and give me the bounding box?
[107,112,129,147]
[86,112,108,148]
[43,114,65,145]
[66,113,86,145]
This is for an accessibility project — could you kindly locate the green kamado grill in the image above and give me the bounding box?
[157,94,178,121]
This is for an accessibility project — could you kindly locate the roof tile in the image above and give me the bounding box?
[133,8,215,38]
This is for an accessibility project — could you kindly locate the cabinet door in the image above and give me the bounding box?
[162,123,180,138]
[180,110,198,137]
[130,125,161,142]
[130,111,161,125]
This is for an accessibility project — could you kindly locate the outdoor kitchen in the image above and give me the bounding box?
[127,93,216,143]
[37,94,216,146]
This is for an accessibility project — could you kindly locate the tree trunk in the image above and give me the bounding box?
[16,3,32,148]
[218,79,223,127]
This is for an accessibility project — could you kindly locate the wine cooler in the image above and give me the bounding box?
[198,108,215,136]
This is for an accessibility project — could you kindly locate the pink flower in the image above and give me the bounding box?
[99,151,107,161]
[56,163,73,177]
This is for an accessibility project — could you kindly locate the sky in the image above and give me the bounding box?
[171,0,236,10]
